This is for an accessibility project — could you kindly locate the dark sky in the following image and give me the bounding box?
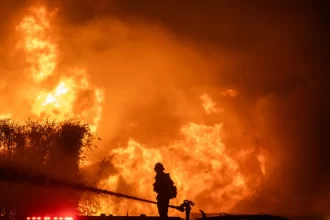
[1,0,329,215]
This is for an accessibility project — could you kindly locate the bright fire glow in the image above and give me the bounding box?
[26,217,72,220]
[0,114,12,119]
[200,94,223,114]
[10,5,269,217]
[16,6,104,133]
[16,7,57,82]
[90,123,255,215]
[222,89,238,97]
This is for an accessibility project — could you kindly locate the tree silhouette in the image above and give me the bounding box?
[0,118,98,218]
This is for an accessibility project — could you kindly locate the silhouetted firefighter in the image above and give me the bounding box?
[153,163,177,219]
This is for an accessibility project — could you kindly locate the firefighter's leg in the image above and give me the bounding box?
[157,201,162,217]
[163,199,170,218]
[157,199,169,218]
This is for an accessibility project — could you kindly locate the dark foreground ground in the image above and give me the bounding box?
[190,212,328,220]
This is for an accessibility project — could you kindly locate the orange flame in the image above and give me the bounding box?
[84,122,264,215]
[222,89,238,97]
[16,7,57,82]
[200,94,224,114]
[16,6,104,133]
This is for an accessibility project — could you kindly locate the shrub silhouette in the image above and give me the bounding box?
[0,118,97,218]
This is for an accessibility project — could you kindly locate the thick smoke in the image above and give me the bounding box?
[1,0,329,216]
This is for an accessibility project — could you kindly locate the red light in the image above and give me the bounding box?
[27,216,72,220]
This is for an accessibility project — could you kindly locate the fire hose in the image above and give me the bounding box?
[0,165,194,219]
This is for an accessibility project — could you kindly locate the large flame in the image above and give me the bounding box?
[94,124,252,215]
[15,6,104,133]
[85,95,267,216]
[5,5,269,216]
[16,7,57,82]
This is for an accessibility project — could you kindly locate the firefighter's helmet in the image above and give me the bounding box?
[154,163,165,172]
